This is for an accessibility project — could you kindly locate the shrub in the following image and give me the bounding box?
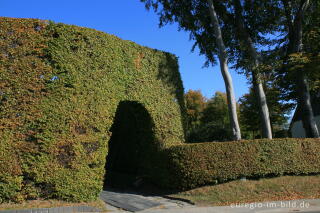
[161,138,320,189]
[187,122,232,143]
[0,17,186,202]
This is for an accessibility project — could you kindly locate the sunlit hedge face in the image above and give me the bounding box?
[0,17,186,203]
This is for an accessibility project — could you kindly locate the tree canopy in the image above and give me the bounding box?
[141,0,320,139]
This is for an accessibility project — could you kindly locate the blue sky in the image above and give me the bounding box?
[2,0,249,99]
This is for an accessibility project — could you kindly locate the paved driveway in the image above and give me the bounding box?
[100,190,320,213]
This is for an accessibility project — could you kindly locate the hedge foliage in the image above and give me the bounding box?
[0,17,186,203]
[161,138,320,189]
[2,17,319,204]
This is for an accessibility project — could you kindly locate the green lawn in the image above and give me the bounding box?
[170,175,320,206]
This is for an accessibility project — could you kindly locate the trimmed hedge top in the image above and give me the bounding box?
[161,138,320,189]
[0,17,186,203]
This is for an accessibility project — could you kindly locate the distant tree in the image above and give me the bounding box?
[188,92,233,142]
[184,90,207,131]
[201,91,229,128]
[238,92,261,139]
[239,84,293,139]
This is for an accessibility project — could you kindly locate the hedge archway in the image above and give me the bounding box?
[0,17,186,202]
[104,101,159,188]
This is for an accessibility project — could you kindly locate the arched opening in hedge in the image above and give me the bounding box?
[104,101,158,188]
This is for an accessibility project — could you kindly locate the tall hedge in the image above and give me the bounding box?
[0,17,186,203]
[161,138,320,189]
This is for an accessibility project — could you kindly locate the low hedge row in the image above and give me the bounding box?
[160,138,320,189]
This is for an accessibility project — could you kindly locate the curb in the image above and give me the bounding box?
[0,206,103,213]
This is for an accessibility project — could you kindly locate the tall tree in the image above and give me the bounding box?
[247,0,320,137]
[231,0,273,139]
[280,0,319,137]
[210,0,318,138]
[206,0,241,140]
[140,0,242,140]
[204,0,280,139]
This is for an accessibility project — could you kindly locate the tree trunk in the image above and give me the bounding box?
[283,0,319,138]
[297,73,320,137]
[251,73,272,138]
[207,0,241,140]
[233,0,273,139]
